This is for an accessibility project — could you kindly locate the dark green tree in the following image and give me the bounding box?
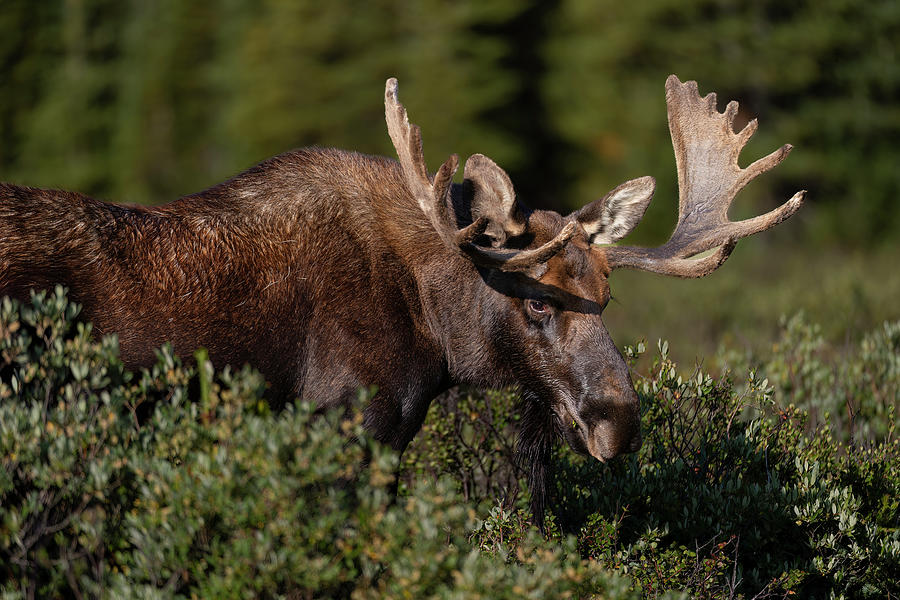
[214,1,528,186]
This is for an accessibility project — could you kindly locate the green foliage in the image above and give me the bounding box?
[401,387,524,511]
[409,337,900,598]
[1,290,897,598]
[724,312,900,444]
[0,289,631,598]
[0,0,527,207]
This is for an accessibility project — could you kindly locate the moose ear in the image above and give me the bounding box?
[573,176,655,245]
[463,153,526,244]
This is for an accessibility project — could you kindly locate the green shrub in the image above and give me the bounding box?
[401,387,525,513]
[721,312,900,444]
[564,341,899,597]
[2,289,898,598]
[424,339,899,598]
[1,288,632,598]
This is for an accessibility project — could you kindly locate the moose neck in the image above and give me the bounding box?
[406,188,519,391]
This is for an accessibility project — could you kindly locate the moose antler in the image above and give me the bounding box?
[605,75,805,277]
[385,78,576,272]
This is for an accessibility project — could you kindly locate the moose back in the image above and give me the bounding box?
[0,76,803,525]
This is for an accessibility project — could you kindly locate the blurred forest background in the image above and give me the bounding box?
[1,0,897,365]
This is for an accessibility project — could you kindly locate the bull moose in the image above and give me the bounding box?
[0,75,804,526]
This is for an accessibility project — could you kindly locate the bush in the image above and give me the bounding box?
[721,312,900,444]
[0,288,631,598]
[400,387,525,512]
[554,341,900,598]
[2,289,898,598]
[424,339,899,598]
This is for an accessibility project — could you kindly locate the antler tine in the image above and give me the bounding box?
[384,78,458,243]
[384,78,575,272]
[605,75,805,278]
[459,219,578,271]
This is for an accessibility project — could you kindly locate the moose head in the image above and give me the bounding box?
[384,76,804,520]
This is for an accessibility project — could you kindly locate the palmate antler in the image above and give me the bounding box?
[605,75,805,277]
[385,78,576,272]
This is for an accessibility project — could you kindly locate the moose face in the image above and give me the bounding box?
[484,209,643,462]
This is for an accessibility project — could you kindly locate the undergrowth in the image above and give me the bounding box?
[2,288,898,598]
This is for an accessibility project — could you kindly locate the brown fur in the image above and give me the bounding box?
[2,125,642,531]
[2,149,454,446]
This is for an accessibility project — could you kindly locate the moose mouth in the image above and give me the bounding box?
[554,399,641,463]
[555,404,608,463]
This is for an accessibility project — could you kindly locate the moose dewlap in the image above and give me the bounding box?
[0,75,803,527]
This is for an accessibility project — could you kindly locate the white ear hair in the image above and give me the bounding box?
[574,176,655,245]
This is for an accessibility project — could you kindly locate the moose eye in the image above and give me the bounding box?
[525,299,551,319]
